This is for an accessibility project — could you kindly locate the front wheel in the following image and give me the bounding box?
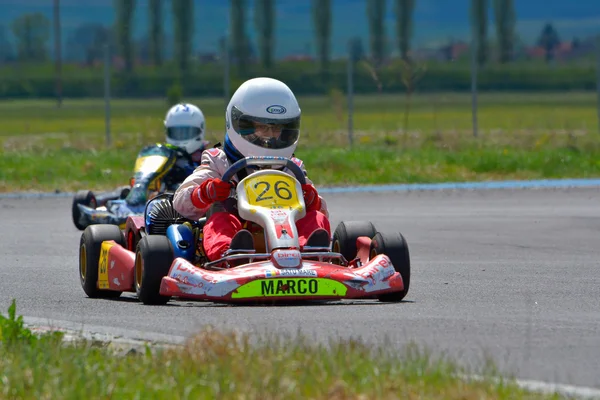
[332,221,378,263]
[79,225,125,298]
[72,190,97,231]
[135,235,174,305]
[370,232,411,302]
[118,185,131,199]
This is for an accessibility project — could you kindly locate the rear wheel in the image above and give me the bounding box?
[72,190,97,231]
[370,232,411,302]
[79,225,125,298]
[332,221,378,263]
[135,235,174,305]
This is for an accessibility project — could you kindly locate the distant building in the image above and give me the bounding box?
[281,54,314,62]
[525,38,595,61]
[197,52,219,63]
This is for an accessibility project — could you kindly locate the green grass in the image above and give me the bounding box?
[0,92,599,192]
[0,300,563,399]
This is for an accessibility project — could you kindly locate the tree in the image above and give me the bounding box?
[0,26,14,61]
[172,0,193,74]
[537,23,560,63]
[349,36,364,62]
[114,0,135,72]
[470,0,488,66]
[493,0,516,63]
[136,36,151,64]
[394,0,415,62]
[311,0,331,77]
[149,0,163,66]
[65,23,112,65]
[367,0,386,67]
[254,0,275,69]
[231,0,250,74]
[10,13,50,62]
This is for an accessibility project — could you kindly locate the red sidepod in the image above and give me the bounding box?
[102,242,136,292]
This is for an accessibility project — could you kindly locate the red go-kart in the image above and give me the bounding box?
[78,157,411,305]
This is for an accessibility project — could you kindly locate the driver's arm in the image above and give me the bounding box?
[172,150,228,220]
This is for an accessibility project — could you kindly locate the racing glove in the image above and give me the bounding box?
[301,183,322,212]
[191,178,232,209]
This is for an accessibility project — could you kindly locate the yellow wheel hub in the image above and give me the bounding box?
[79,244,87,281]
[135,253,143,291]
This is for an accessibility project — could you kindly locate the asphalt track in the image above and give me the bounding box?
[1,186,600,392]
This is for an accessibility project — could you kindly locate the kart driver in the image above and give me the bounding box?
[172,77,331,262]
[114,102,210,213]
[162,102,210,184]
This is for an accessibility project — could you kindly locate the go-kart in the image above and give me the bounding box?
[72,143,192,231]
[78,156,411,305]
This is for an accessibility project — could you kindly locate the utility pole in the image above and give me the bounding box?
[470,34,479,138]
[223,33,230,108]
[104,43,111,147]
[53,0,62,108]
[596,35,600,134]
[346,39,354,147]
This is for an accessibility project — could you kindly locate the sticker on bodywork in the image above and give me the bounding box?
[243,174,302,209]
[271,249,302,268]
[231,278,347,298]
[98,241,115,289]
[264,268,317,278]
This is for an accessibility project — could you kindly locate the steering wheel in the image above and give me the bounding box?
[222,156,307,185]
[220,157,307,216]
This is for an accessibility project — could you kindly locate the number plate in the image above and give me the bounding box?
[98,241,115,289]
[244,174,301,209]
[134,155,169,174]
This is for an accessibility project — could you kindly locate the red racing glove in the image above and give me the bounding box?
[301,183,321,212]
[191,178,232,209]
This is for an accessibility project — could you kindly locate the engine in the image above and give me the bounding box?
[145,196,184,235]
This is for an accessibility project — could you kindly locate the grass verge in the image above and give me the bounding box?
[0,93,596,138]
[1,93,599,192]
[1,129,600,193]
[0,300,562,399]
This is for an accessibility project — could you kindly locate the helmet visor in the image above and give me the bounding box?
[231,106,299,150]
[166,127,202,141]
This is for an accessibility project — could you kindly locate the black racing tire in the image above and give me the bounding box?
[332,220,378,263]
[370,232,411,302]
[72,190,97,231]
[135,235,174,305]
[118,185,131,199]
[79,225,125,298]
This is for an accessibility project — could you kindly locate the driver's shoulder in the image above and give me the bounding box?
[199,147,229,174]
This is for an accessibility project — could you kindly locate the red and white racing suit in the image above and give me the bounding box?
[172,148,330,261]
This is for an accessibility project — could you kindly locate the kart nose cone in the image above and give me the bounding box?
[270,249,301,268]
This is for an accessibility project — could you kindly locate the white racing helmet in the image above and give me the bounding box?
[164,103,206,154]
[225,77,301,160]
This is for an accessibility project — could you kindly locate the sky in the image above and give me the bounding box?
[0,0,598,58]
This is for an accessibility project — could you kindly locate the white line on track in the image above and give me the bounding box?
[2,178,600,199]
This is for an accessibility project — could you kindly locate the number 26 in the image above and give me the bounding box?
[254,180,293,202]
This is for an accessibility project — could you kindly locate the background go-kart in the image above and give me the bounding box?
[1,0,600,398]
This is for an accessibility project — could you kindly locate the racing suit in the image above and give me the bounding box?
[172,147,330,261]
[163,145,206,188]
